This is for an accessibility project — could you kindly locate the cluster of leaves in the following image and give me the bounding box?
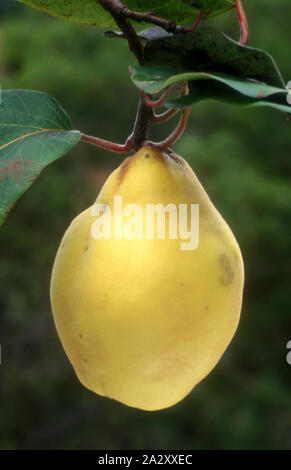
[129,27,290,113]
[0,0,290,226]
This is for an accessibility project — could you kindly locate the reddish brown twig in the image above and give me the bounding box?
[80,93,152,153]
[99,0,144,64]
[80,133,132,153]
[180,11,204,34]
[150,108,179,123]
[149,82,189,123]
[99,0,176,32]
[235,0,249,45]
[146,107,191,149]
[99,1,206,35]
[124,9,176,32]
[81,105,191,153]
[141,85,176,109]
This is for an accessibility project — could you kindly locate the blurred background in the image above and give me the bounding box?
[0,0,291,450]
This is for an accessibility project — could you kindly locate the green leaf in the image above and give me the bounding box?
[130,66,285,97]
[143,28,285,89]
[0,90,80,225]
[129,27,291,115]
[169,80,291,114]
[17,0,234,27]
[130,65,290,113]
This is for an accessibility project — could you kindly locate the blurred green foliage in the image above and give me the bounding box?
[0,1,291,450]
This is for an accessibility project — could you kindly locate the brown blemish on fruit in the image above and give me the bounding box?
[219,254,234,286]
[84,235,90,252]
[155,355,190,381]
[165,149,185,166]
[79,334,83,339]
[118,156,132,184]
[205,305,209,311]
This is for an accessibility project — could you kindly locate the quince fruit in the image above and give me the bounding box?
[50,146,244,411]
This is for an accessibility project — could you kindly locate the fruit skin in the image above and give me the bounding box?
[50,146,244,411]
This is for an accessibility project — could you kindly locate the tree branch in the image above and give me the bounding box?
[126,94,153,150]
[99,0,206,34]
[99,0,145,64]
[81,1,193,153]
[97,0,153,150]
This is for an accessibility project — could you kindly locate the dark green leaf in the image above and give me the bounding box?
[0,90,80,225]
[129,27,291,115]
[168,80,291,115]
[130,66,285,96]
[143,28,285,89]
[130,65,290,114]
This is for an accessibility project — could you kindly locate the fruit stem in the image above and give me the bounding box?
[126,93,153,150]
[96,1,152,150]
[146,107,191,150]
[235,0,249,46]
[80,102,191,153]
